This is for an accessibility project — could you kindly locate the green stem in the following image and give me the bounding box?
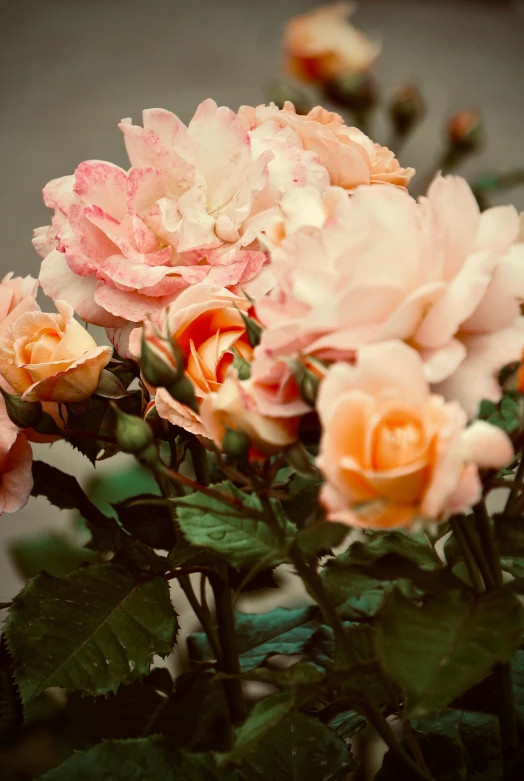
[460,516,496,590]
[256,489,433,781]
[505,455,524,517]
[470,501,519,769]
[178,574,221,662]
[449,517,484,595]
[473,502,503,588]
[211,565,247,725]
[189,439,209,486]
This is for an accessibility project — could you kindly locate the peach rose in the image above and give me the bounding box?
[0,396,33,515]
[283,3,380,84]
[239,102,414,192]
[317,342,513,530]
[200,374,299,457]
[0,300,112,403]
[0,273,39,339]
[130,284,254,435]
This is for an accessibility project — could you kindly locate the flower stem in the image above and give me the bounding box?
[449,516,484,595]
[178,574,221,661]
[211,565,247,725]
[255,487,433,781]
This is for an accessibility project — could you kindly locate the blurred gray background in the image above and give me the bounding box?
[1,0,524,605]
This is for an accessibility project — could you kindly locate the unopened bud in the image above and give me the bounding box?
[447,109,485,153]
[140,329,185,389]
[0,388,42,428]
[112,404,155,460]
[232,349,252,380]
[389,84,425,135]
[222,427,251,460]
[290,361,320,407]
[165,374,199,413]
[285,441,318,477]
[324,72,378,112]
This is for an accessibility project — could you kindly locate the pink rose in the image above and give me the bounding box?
[0,273,39,340]
[239,102,414,191]
[317,341,513,530]
[0,300,112,403]
[283,2,381,84]
[257,176,524,417]
[35,100,326,352]
[0,396,33,515]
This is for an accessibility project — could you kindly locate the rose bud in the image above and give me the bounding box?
[222,427,251,460]
[389,84,426,135]
[139,327,185,389]
[0,300,112,403]
[112,405,158,466]
[447,109,485,154]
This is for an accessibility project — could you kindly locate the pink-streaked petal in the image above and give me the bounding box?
[39,249,124,328]
[127,167,167,216]
[74,161,128,220]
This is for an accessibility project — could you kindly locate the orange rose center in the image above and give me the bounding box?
[371,410,426,471]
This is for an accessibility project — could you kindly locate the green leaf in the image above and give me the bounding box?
[218,691,296,765]
[326,708,368,740]
[5,563,178,703]
[245,711,357,779]
[66,671,230,753]
[65,397,115,463]
[9,532,97,579]
[114,495,176,551]
[479,394,521,434]
[40,737,231,780]
[31,461,113,530]
[0,637,22,747]
[297,521,349,559]
[377,587,524,717]
[176,482,295,568]
[348,530,441,568]
[188,606,320,671]
[375,709,500,781]
[322,563,387,619]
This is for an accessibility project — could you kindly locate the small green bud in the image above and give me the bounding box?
[165,374,199,413]
[232,349,252,380]
[267,81,311,115]
[0,388,43,428]
[140,329,185,389]
[290,361,320,407]
[222,427,251,460]
[285,441,318,478]
[112,404,155,456]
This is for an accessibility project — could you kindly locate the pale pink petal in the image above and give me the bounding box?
[39,249,125,328]
[74,161,128,220]
[155,386,206,436]
[0,433,33,515]
[461,421,513,469]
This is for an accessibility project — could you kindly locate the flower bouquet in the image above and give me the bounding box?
[1,4,524,780]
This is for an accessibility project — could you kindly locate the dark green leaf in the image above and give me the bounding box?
[31,461,112,530]
[5,563,178,703]
[375,709,501,781]
[325,708,368,740]
[377,587,524,717]
[65,397,115,463]
[9,532,97,579]
[322,563,387,619]
[245,711,357,779]
[219,661,325,690]
[283,475,322,529]
[479,394,521,434]
[0,637,22,747]
[115,495,176,550]
[176,482,295,568]
[66,672,230,753]
[297,521,349,559]
[40,737,231,780]
[218,691,296,765]
[496,513,524,557]
[188,606,320,671]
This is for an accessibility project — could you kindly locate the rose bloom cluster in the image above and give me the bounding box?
[1,95,522,532]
